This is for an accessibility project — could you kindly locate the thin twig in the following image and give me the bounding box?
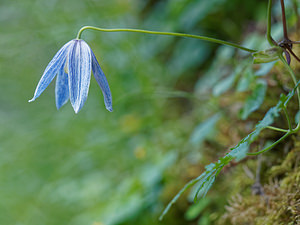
[283,107,292,131]
[266,126,289,132]
[280,0,289,40]
[287,46,300,63]
[267,0,277,46]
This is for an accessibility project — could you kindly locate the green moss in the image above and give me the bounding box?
[219,146,300,225]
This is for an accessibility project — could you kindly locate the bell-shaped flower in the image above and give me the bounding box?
[29,39,112,113]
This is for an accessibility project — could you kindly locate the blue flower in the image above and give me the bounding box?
[29,39,112,113]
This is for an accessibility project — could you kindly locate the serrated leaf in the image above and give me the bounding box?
[230,80,300,160]
[240,80,267,120]
[194,175,216,201]
[229,142,249,161]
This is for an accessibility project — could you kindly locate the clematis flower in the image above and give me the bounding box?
[29,39,112,113]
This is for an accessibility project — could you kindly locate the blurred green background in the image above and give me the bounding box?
[0,0,299,224]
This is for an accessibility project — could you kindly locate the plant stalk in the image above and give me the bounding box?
[76,26,257,53]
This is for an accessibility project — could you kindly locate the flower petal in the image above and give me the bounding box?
[55,61,69,109]
[29,40,72,102]
[91,50,113,112]
[68,40,92,113]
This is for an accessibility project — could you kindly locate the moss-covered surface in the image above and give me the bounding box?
[215,33,300,225]
[218,142,300,225]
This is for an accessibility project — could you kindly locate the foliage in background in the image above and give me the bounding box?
[0,0,299,225]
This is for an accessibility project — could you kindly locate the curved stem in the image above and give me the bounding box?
[293,122,300,132]
[76,26,257,53]
[279,55,300,109]
[266,126,289,132]
[249,55,300,156]
[267,0,277,46]
[247,132,290,155]
[291,41,300,44]
[280,0,289,40]
[286,46,300,63]
[283,107,292,130]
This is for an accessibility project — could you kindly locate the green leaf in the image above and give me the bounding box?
[194,174,216,201]
[169,38,211,76]
[229,142,249,161]
[240,34,267,57]
[240,80,267,120]
[236,68,255,92]
[230,80,300,160]
[160,81,300,220]
[195,46,235,94]
[159,173,207,221]
[212,72,236,96]
[212,63,245,96]
[185,198,211,220]
[189,114,221,146]
[197,213,210,225]
[179,0,226,30]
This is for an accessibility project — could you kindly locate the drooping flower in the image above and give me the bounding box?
[29,39,112,113]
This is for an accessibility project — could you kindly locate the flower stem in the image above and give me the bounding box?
[283,106,292,130]
[247,132,290,155]
[76,26,257,53]
[248,55,300,156]
[280,0,289,40]
[266,126,289,132]
[267,0,277,46]
[279,54,300,110]
[292,41,300,44]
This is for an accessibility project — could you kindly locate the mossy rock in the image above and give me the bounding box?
[219,146,300,225]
